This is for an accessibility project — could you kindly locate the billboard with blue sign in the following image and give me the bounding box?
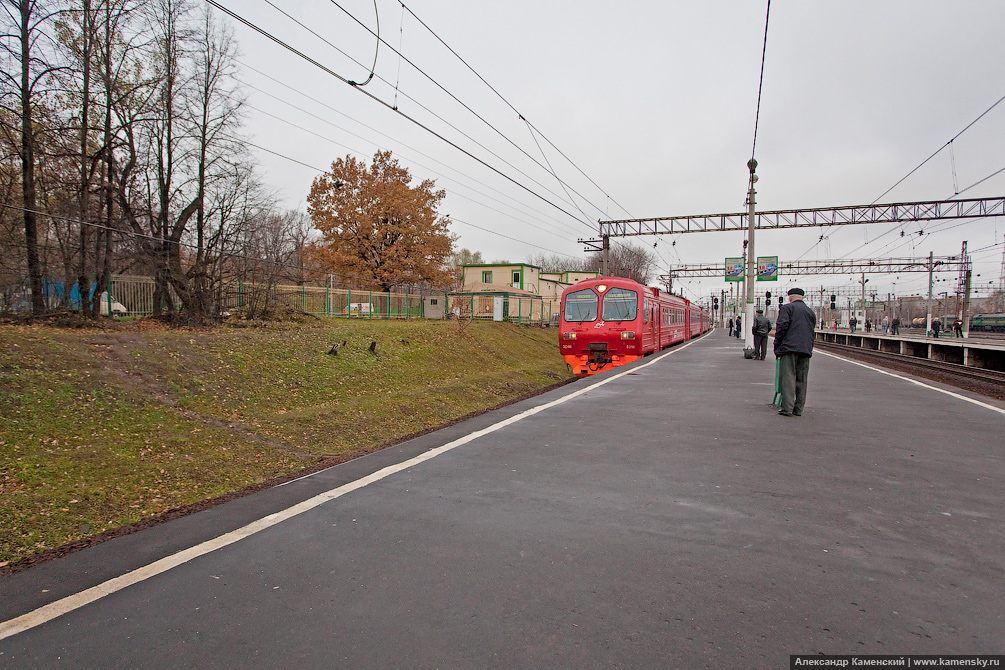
[724,257,744,282]
[757,256,778,281]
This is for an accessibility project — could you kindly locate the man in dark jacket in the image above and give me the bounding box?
[773,287,816,416]
[752,308,771,360]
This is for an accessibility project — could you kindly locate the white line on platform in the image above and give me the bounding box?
[816,350,1005,417]
[0,332,711,641]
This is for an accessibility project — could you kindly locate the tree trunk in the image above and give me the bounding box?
[76,0,94,316]
[19,0,45,315]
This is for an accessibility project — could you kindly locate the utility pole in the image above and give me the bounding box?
[743,159,758,356]
[926,251,934,337]
[962,268,972,338]
[858,273,868,326]
[601,235,610,276]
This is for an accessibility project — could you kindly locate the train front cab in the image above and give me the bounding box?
[560,280,647,377]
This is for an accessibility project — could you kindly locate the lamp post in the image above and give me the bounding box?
[744,159,758,356]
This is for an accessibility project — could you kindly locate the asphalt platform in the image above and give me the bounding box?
[1,330,1003,668]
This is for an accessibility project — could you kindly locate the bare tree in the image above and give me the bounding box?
[581,242,657,285]
[1,0,65,314]
[181,6,244,316]
[527,252,582,274]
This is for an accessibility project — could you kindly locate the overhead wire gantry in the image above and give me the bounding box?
[584,196,1005,241]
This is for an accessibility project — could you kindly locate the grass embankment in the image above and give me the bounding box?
[0,318,573,567]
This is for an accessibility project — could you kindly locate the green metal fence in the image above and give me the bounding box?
[92,276,559,324]
[101,276,428,319]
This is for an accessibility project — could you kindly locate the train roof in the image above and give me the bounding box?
[561,276,699,307]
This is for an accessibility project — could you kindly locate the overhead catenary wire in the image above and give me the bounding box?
[826,162,1005,262]
[253,0,587,221]
[871,91,1005,205]
[749,0,771,163]
[347,0,378,87]
[395,0,635,220]
[233,61,580,234]
[205,0,592,230]
[319,0,614,224]
[238,98,583,241]
[223,126,583,249]
[449,217,580,259]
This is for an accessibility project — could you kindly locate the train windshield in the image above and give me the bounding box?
[564,289,598,322]
[602,288,638,322]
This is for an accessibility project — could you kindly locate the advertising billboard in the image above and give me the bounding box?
[757,256,778,281]
[725,257,745,282]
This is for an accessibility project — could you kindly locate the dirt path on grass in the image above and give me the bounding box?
[83,333,317,460]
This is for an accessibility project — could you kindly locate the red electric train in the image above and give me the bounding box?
[559,276,711,377]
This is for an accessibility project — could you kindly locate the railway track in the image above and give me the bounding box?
[815,340,1005,400]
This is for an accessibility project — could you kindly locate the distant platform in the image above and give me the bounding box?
[815,329,1005,371]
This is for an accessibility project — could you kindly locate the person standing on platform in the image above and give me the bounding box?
[734,314,742,339]
[882,315,890,334]
[727,317,734,337]
[891,316,900,335]
[849,316,857,333]
[954,318,963,337]
[752,308,771,360]
[932,318,941,338]
[774,287,816,417]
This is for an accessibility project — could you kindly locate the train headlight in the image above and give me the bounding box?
[620,331,636,340]
[562,332,577,340]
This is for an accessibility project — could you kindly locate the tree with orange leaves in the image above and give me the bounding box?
[307,151,455,292]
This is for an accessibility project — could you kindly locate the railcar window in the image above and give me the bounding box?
[564,289,598,322]
[602,288,638,322]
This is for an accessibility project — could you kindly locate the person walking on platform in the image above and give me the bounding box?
[734,314,742,339]
[727,317,734,337]
[891,316,900,335]
[774,287,816,417]
[752,308,771,360]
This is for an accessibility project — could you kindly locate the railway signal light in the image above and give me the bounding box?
[830,294,836,310]
[778,296,783,306]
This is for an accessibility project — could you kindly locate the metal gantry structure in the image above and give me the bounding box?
[659,255,968,280]
[589,196,1005,239]
[580,196,1005,341]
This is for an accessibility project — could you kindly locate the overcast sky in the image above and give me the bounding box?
[222,0,1005,306]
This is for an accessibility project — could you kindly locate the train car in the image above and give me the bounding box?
[970,313,1005,332]
[559,276,710,377]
